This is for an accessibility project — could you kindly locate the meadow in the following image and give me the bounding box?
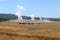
[0,22,60,40]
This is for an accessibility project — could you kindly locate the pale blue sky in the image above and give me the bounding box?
[0,0,60,18]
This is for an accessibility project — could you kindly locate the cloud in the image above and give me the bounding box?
[17,5,26,11]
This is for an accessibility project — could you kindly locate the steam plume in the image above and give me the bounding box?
[30,14,34,20]
[16,5,26,20]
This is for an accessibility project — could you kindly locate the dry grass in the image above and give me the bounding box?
[0,22,60,40]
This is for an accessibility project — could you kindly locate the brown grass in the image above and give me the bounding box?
[0,22,60,40]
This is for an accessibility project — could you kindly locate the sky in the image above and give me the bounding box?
[0,0,60,18]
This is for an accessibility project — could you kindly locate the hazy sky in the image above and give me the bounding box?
[0,0,60,18]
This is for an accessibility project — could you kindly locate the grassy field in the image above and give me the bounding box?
[0,22,60,40]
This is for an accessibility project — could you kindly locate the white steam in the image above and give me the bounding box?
[16,5,26,20]
[17,5,26,11]
[30,14,34,20]
[16,11,22,20]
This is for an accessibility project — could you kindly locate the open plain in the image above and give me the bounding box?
[0,22,60,40]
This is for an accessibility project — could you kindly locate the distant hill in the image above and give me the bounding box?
[41,17,60,21]
[0,14,18,21]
